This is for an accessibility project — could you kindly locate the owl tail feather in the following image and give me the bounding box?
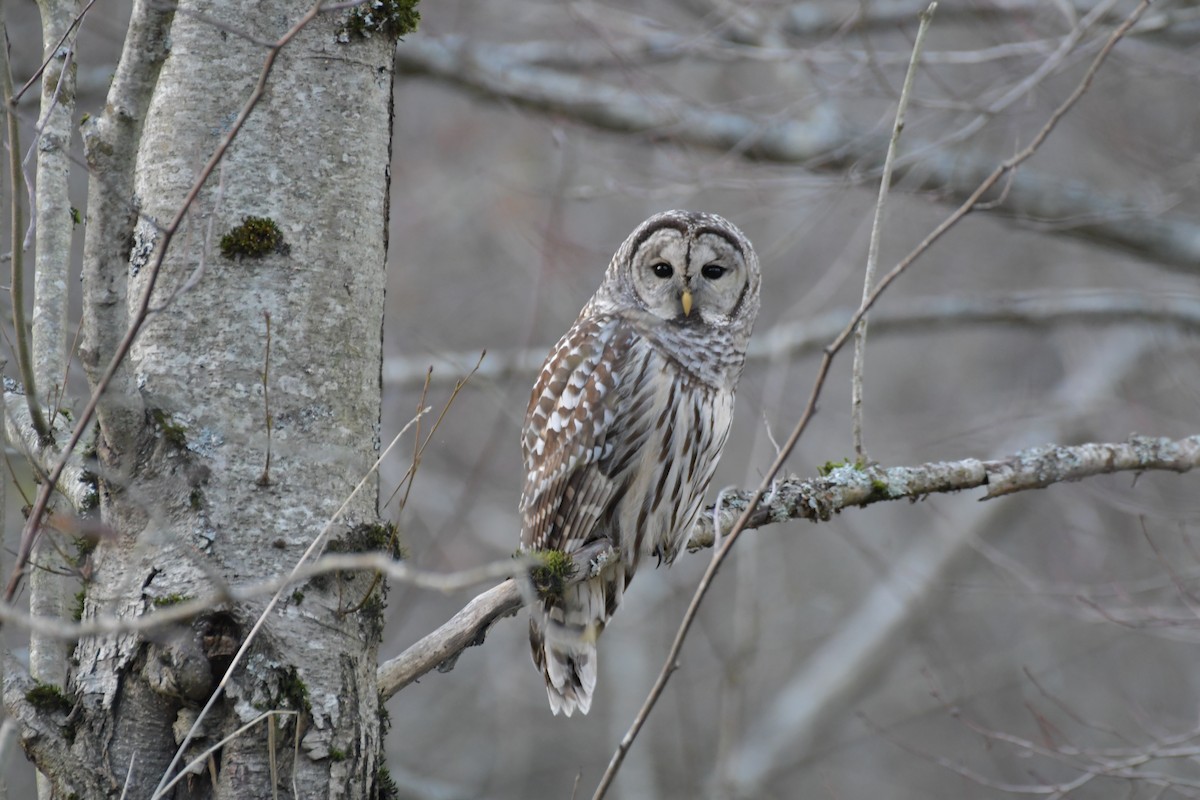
[530,570,624,716]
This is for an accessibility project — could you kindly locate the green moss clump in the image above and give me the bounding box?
[278,665,312,715]
[290,589,305,605]
[327,521,404,560]
[527,550,576,599]
[329,747,346,762]
[74,535,97,564]
[818,457,867,477]
[219,216,285,259]
[152,593,192,608]
[25,681,72,714]
[72,589,87,621]
[341,0,419,40]
[378,700,391,737]
[188,487,204,511]
[150,409,188,449]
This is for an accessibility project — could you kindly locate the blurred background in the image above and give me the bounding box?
[7,0,1200,797]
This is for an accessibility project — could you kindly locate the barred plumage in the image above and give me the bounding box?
[520,210,761,716]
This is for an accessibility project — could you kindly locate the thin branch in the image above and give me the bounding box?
[852,1,935,459]
[14,0,96,102]
[154,711,299,800]
[0,549,534,640]
[721,322,1148,792]
[782,0,1198,44]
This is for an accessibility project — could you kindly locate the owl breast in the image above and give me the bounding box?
[607,336,735,569]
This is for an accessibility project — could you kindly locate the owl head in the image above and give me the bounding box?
[594,210,761,334]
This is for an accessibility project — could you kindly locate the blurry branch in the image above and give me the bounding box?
[377,433,1200,701]
[905,0,1118,158]
[782,0,1200,43]
[483,30,1071,69]
[0,551,528,639]
[859,705,1200,797]
[386,290,1200,387]
[30,0,87,734]
[394,36,1200,272]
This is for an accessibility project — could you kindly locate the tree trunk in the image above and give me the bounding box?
[17,2,395,796]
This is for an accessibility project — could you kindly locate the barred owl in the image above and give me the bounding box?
[520,210,761,716]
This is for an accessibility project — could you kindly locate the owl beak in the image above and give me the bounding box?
[680,289,693,317]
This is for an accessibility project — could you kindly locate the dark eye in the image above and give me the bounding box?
[651,262,674,279]
[701,264,728,280]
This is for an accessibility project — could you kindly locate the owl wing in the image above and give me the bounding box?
[520,314,652,554]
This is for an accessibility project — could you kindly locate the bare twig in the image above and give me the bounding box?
[852,2,935,459]
[154,711,299,800]
[0,549,537,640]
[14,0,97,102]
[384,352,485,510]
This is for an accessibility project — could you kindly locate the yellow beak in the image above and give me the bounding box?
[681,289,693,317]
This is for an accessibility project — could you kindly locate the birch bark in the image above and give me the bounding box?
[19,2,395,796]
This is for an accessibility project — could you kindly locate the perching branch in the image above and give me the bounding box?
[377,433,1200,702]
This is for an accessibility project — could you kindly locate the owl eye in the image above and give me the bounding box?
[650,262,674,279]
[701,264,728,280]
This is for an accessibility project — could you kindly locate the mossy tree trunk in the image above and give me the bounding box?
[6,1,396,797]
